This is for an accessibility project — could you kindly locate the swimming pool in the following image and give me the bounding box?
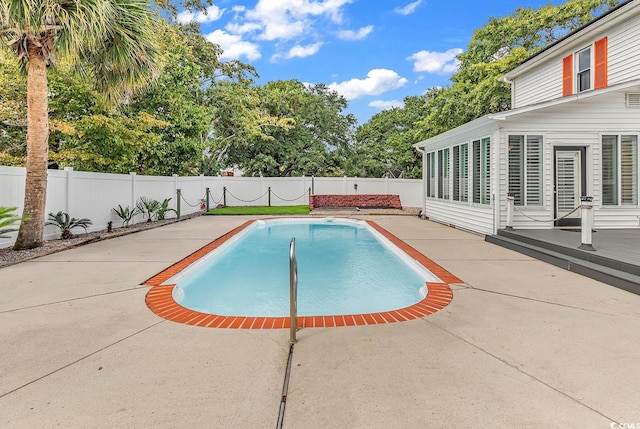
[144,219,458,328]
[166,218,440,316]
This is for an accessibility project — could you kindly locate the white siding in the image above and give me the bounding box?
[497,91,640,229]
[423,199,494,235]
[513,61,562,108]
[512,9,640,108]
[607,18,640,86]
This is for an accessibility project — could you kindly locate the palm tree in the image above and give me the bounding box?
[0,0,159,249]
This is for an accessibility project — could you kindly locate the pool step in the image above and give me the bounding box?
[485,233,640,296]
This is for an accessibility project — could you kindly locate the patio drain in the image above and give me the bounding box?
[276,343,295,429]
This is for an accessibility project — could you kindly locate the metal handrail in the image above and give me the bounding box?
[289,238,298,344]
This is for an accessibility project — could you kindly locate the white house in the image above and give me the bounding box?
[414,0,640,235]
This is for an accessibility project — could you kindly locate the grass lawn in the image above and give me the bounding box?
[204,205,310,215]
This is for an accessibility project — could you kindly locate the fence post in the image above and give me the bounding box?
[578,196,595,251]
[63,167,73,215]
[223,186,227,207]
[268,186,271,207]
[311,176,315,195]
[176,189,182,219]
[506,193,515,230]
[206,187,210,211]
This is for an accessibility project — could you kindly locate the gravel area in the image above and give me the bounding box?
[0,212,202,269]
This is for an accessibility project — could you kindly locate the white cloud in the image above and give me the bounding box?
[272,42,323,61]
[225,22,262,35]
[205,30,261,61]
[242,0,353,41]
[394,0,422,16]
[336,25,373,41]
[328,69,408,100]
[369,100,404,110]
[407,48,463,74]
[176,4,225,24]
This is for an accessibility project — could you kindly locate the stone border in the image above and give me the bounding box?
[143,219,460,328]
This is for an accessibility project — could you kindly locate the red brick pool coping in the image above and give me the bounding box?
[143,219,461,329]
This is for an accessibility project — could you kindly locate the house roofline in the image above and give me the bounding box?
[502,0,637,81]
[414,78,640,148]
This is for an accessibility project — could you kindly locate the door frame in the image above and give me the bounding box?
[553,146,587,227]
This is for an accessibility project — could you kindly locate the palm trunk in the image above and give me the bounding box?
[13,47,49,250]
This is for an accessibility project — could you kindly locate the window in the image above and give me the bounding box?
[453,144,468,202]
[426,152,435,198]
[472,137,491,204]
[437,148,450,199]
[508,135,543,206]
[562,37,607,96]
[577,47,591,92]
[602,135,638,205]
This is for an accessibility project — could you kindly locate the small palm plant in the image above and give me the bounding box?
[136,197,160,222]
[156,198,177,220]
[46,211,93,239]
[112,205,140,227]
[0,207,27,239]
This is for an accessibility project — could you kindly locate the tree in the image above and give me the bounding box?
[213,80,356,177]
[1,0,159,249]
[348,95,429,179]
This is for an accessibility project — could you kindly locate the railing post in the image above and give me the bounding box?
[578,196,595,251]
[223,186,227,207]
[176,189,181,219]
[506,193,515,230]
[311,176,315,195]
[289,238,298,344]
[205,187,210,211]
[268,186,271,207]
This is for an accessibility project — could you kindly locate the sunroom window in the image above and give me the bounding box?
[472,137,490,205]
[508,135,543,206]
[602,135,638,205]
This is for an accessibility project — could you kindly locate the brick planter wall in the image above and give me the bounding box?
[309,194,402,210]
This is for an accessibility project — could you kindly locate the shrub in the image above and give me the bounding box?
[112,204,140,227]
[136,197,160,222]
[156,198,177,220]
[0,207,26,239]
[46,211,93,239]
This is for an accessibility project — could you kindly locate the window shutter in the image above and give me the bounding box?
[620,135,638,205]
[460,143,468,202]
[594,37,608,89]
[562,54,573,96]
[508,136,524,205]
[526,136,543,206]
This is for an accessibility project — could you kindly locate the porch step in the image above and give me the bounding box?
[485,233,640,296]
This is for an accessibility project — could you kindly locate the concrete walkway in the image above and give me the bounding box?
[1,215,638,428]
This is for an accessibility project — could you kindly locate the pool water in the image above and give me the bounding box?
[166,218,441,317]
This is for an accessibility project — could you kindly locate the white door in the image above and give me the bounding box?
[555,150,581,224]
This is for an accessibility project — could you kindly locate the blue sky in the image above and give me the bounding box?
[178,0,565,125]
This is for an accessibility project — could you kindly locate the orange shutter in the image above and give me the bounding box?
[562,55,573,96]
[594,37,608,89]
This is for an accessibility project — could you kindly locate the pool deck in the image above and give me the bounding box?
[1,215,639,428]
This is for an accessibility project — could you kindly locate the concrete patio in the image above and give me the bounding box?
[1,215,638,428]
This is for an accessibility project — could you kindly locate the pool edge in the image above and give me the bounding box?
[144,218,458,329]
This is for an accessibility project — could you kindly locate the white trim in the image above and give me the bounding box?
[502,1,640,80]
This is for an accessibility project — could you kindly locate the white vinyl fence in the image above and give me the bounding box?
[0,166,422,248]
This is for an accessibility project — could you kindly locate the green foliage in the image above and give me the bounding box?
[347,95,427,179]
[205,206,310,216]
[156,198,177,220]
[213,80,355,177]
[414,0,621,140]
[112,205,141,227]
[0,207,27,239]
[46,211,92,240]
[136,197,161,222]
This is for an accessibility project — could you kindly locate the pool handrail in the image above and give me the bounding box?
[289,237,298,344]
